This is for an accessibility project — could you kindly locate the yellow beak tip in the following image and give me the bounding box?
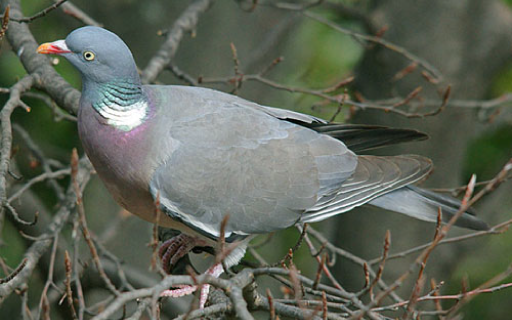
[37,43,51,54]
[36,41,70,54]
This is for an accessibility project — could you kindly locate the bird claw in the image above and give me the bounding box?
[158,234,209,274]
[160,264,224,309]
[158,235,225,308]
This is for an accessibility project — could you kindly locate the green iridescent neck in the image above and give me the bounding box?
[86,80,148,131]
[92,80,144,112]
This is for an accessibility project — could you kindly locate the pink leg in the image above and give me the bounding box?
[158,234,224,308]
[158,234,209,274]
[198,263,224,308]
[160,263,224,309]
[160,285,198,297]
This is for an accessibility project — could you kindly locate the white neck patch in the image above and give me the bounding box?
[96,100,148,131]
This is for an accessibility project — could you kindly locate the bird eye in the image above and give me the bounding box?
[83,51,95,61]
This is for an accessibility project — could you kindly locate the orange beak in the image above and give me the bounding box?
[37,40,71,54]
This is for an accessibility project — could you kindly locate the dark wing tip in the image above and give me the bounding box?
[456,214,490,231]
[307,123,429,152]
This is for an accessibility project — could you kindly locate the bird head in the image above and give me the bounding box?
[37,26,140,86]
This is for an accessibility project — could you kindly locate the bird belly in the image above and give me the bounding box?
[77,104,189,230]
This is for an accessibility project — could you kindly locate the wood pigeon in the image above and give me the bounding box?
[37,26,487,304]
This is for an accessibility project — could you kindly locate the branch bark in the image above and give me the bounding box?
[141,0,215,84]
[1,0,80,114]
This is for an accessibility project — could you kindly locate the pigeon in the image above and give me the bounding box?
[37,26,488,305]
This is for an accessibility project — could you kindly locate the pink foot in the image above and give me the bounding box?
[160,263,224,308]
[158,234,209,274]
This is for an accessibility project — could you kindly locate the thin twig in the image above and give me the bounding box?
[0,5,9,39]
[301,11,443,81]
[64,250,78,320]
[142,0,215,83]
[10,0,68,23]
[71,149,119,296]
[59,0,102,27]
[0,258,27,284]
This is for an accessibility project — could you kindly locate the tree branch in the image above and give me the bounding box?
[141,0,215,84]
[2,0,80,114]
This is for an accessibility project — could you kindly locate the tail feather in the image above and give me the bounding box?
[369,185,489,231]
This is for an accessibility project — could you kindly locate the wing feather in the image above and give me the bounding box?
[302,155,432,222]
[148,88,358,240]
[144,86,435,239]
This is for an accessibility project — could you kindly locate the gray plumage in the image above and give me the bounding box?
[38,27,488,248]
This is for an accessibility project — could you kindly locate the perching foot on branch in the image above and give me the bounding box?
[160,263,224,308]
[158,233,210,274]
[158,234,224,308]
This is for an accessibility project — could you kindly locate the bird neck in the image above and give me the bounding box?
[86,80,149,132]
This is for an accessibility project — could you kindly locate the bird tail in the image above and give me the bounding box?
[368,185,489,231]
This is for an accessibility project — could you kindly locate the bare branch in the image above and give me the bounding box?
[0,5,9,39]
[9,0,68,23]
[0,75,35,220]
[71,149,120,296]
[0,156,92,304]
[141,0,215,83]
[3,0,80,113]
[59,0,102,27]
[64,250,78,320]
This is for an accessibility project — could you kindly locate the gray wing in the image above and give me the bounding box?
[148,87,357,240]
[162,86,429,152]
[147,86,433,240]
